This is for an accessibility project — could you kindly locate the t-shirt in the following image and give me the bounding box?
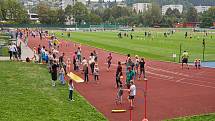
[37,47,41,54]
[52,64,58,73]
[130,85,136,96]
[59,56,64,63]
[139,61,145,68]
[93,67,99,75]
[89,56,95,64]
[82,59,87,65]
[126,71,135,84]
[116,65,122,76]
[68,82,74,90]
[11,45,17,52]
[83,65,89,74]
[77,49,81,55]
[107,55,112,62]
[182,52,189,58]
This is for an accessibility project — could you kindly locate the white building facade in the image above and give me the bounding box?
[133,3,152,13]
[194,6,211,13]
[162,5,183,15]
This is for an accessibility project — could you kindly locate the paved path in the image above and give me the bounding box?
[0,56,10,60]
[0,38,37,61]
[18,38,38,61]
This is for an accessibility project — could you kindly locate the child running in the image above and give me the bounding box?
[107,53,112,71]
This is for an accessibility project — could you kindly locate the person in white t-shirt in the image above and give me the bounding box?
[128,80,136,109]
[8,44,13,60]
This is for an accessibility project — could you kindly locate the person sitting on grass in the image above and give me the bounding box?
[68,79,74,101]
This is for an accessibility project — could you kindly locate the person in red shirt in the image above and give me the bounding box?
[106,53,112,71]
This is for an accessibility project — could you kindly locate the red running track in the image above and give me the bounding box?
[28,36,215,121]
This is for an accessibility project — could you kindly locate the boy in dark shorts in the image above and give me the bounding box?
[182,51,189,69]
[139,58,146,80]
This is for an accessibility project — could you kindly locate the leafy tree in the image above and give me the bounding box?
[151,3,162,25]
[186,7,198,22]
[37,2,50,24]
[88,12,102,24]
[165,8,173,16]
[57,9,66,24]
[172,8,181,18]
[103,8,112,22]
[0,0,29,23]
[65,5,73,25]
[200,7,215,27]
[72,2,89,25]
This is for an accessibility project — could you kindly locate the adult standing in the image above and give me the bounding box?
[182,51,189,69]
[93,50,97,62]
[11,43,17,60]
[17,43,21,60]
[126,66,135,89]
[77,46,82,63]
[89,53,95,74]
[128,80,136,109]
[51,60,58,87]
[72,52,77,71]
[8,43,13,60]
[37,45,42,63]
[59,53,65,65]
[139,58,146,80]
[116,61,123,88]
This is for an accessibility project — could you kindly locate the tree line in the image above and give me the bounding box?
[0,0,214,28]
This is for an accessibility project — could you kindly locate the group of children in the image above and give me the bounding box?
[194,59,201,69]
[70,47,100,83]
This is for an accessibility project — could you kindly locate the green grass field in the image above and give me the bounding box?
[0,61,107,121]
[166,113,215,121]
[0,33,10,56]
[55,29,215,62]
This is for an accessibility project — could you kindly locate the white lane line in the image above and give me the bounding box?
[148,66,190,77]
[147,71,174,79]
[178,81,215,89]
[148,66,215,84]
